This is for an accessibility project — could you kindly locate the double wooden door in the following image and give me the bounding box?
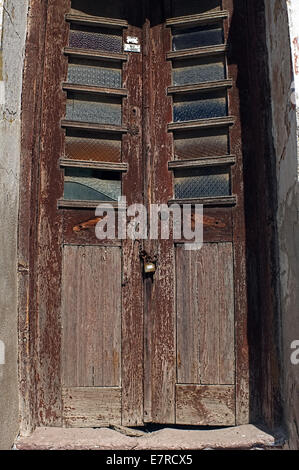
[36,0,249,427]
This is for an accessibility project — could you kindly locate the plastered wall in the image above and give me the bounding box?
[0,0,28,449]
[265,0,299,450]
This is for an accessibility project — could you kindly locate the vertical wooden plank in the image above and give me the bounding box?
[19,0,49,434]
[143,22,176,423]
[121,18,144,426]
[176,247,200,384]
[223,0,249,423]
[36,0,71,426]
[62,246,121,388]
[218,243,235,384]
[199,244,220,385]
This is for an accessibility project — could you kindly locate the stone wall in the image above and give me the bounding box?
[265,0,299,450]
[0,0,28,450]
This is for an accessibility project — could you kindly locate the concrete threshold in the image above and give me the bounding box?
[15,424,284,450]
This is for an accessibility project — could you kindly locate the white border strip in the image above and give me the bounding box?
[0,1,3,49]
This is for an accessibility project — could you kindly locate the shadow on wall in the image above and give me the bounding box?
[228,0,283,429]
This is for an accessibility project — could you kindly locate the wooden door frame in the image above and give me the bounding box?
[18,0,283,435]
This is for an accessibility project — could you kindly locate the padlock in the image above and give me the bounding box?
[144,262,156,274]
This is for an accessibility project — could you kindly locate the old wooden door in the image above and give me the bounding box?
[35,0,249,428]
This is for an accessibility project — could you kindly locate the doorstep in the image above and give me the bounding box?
[15,424,285,450]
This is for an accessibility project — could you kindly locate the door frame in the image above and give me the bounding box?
[18,0,283,435]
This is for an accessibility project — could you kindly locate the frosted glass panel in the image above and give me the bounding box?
[67,59,122,88]
[173,92,227,122]
[173,25,223,51]
[65,130,122,162]
[66,93,122,125]
[64,168,121,201]
[174,167,230,199]
[174,128,229,159]
[173,58,226,85]
[69,26,122,53]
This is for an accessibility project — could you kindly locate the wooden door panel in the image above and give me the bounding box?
[176,385,235,426]
[62,245,122,388]
[62,387,121,427]
[176,243,235,387]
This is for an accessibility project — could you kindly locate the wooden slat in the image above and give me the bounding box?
[58,199,121,209]
[168,155,236,169]
[168,196,237,207]
[176,248,200,384]
[199,244,219,384]
[62,246,122,388]
[61,120,128,134]
[168,116,235,132]
[168,79,233,95]
[218,243,235,384]
[167,45,228,61]
[62,83,128,97]
[65,13,128,29]
[176,385,235,426]
[59,158,128,172]
[64,47,128,62]
[166,11,229,28]
[62,388,121,427]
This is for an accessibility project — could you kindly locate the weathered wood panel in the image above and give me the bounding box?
[35,0,71,426]
[176,385,235,426]
[121,19,144,426]
[143,21,176,424]
[223,0,249,424]
[176,243,235,385]
[19,0,50,434]
[62,387,121,427]
[62,245,121,387]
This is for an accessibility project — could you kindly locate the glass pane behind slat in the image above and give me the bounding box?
[173,92,227,122]
[172,0,221,17]
[66,93,122,125]
[173,25,223,51]
[67,60,122,88]
[174,167,230,199]
[64,168,121,201]
[173,58,225,85]
[69,26,122,53]
[174,129,229,159]
[65,132,121,162]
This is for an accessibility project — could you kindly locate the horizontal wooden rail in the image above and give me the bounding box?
[166,11,229,28]
[167,44,228,61]
[168,196,237,207]
[58,199,125,210]
[62,83,128,97]
[60,158,128,172]
[168,116,235,132]
[168,155,236,170]
[61,120,128,134]
[66,13,128,29]
[168,79,232,95]
[64,47,128,62]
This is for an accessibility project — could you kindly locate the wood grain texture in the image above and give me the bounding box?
[223,0,249,424]
[143,22,176,424]
[18,0,50,434]
[176,385,235,426]
[62,245,121,387]
[35,0,71,426]
[121,21,144,426]
[176,243,235,385]
[62,387,121,427]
